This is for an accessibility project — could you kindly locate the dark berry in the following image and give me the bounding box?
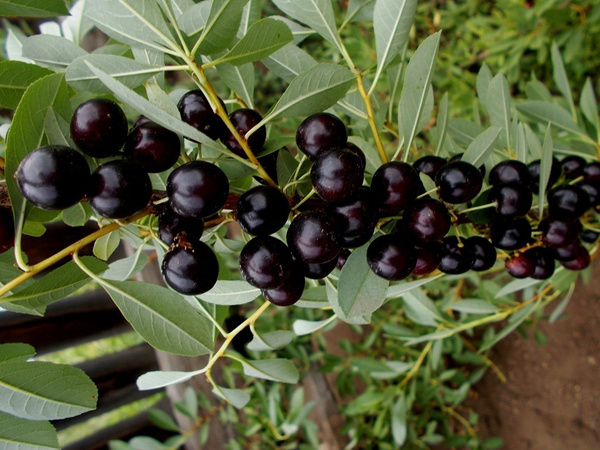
[583,162,600,183]
[560,246,590,271]
[239,236,292,289]
[287,210,341,264]
[296,257,337,279]
[528,157,562,192]
[345,143,366,169]
[70,98,128,158]
[436,161,483,204]
[505,252,535,278]
[450,153,486,178]
[178,90,225,140]
[124,122,181,173]
[490,182,532,219]
[371,161,420,213]
[310,148,364,202]
[489,160,530,185]
[404,198,451,242]
[465,236,497,271]
[161,241,219,295]
[236,185,290,236]
[340,227,376,248]
[367,234,416,281]
[561,155,586,179]
[296,113,347,161]
[0,208,14,253]
[581,229,600,243]
[413,155,447,179]
[158,205,204,246]
[547,185,590,219]
[17,146,90,210]
[538,218,579,249]
[336,249,351,270]
[88,160,152,219]
[330,187,379,241]
[262,267,305,306]
[412,241,442,275]
[167,161,229,219]
[133,115,151,128]
[438,236,476,275]
[526,247,555,280]
[551,241,584,261]
[490,218,532,250]
[220,108,266,157]
[578,181,600,206]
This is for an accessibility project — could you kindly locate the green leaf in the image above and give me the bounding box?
[0,343,36,363]
[402,290,442,327]
[195,0,249,56]
[461,127,501,169]
[212,385,250,409]
[137,370,200,390]
[551,42,575,118]
[476,64,493,110]
[337,244,389,321]
[66,54,161,93]
[450,299,498,315]
[0,0,68,17]
[103,250,150,282]
[211,18,292,66]
[195,280,260,305]
[292,317,335,336]
[0,360,97,420]
[62,202,93,227]
[86,0,177,54]
[272,0,340,48]
[0,61,52,109]
[517,101,583,136]
[549,286,574,324]
[0,412,59,449]
[271,16,313,44]
[515,122,527,163]
[480,302,537,352]
[239,358,299,384]
[2,257,107,316]
[247,330,294,351]
[93,230,121,261]
[177,1,210,36]
[538,125,553,217]
[495,278,542,298]
[485,74,511,151]
[399,31,441,158]
[148,409,180,433]
[263,43,317,83]
[391,394,407,446]
[346,0,375,23]
[372,0,417,85]
[581,78,599,138]
[98,278,214,356]
[22,35,88,71]
[215,63,255,108]
[385,273,443,299]
[260,63,355,125]
[5,73,71,246]
[434,92,449,156]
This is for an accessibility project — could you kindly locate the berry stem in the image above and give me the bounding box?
[356,71,388,164]
[458,202,497,214]
[292,188,317,211]
[13,205,31,272]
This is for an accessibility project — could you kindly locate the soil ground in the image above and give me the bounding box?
[469,263,600,449]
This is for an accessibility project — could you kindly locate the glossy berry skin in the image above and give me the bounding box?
[17,145,90,210]
[262,267,305,306]
[345,143,366,169]
[547,185,590,219]
[239,236,292,289]
[124,122,181,173]
[133,115,151,128]
[70,98,128,158]
[161,241,219,295]
[287,210,341,264]
[330,187,379,241]
[296,113,347,161]
[528,157,562,192]
[413,155,447,179]
[167,161,229,219]
[296,257,337,279]
[336,249,351,270]
[367,234,416,281]
[490,218,531,250]
[583,162,600,182]
[178,90,224,140]
[310,148,364,202]
[538,218,579,249]
[561,155,586,179]
[371,161,420,213]
[412,241,442,275]
[436,161,483,204]
[450,153,486,178]
[526,247,555,280]
[220,108,266,157]
[404,198,451,242]
[158,205,204,246]
[88,160,152,219]
[505,252,535,278]
[578,181,600,206]
[490,182,533,219]
[438,236,476,275]
[560,245,590,271]
[236,185,290,236]
[581,229,600,243]
[489,160,530,186]
[552,241,584,261]
[465,236,497,271]
[0,208,14,253]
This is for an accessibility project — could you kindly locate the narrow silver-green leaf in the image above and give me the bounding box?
[215,63,255,108]
[22,35,88,71]
[93,230,121,261]
[434,92,449,156]
[485,74,511,152]
[247,330,294,351]
[346,0,376,23]
[551,42,575,119]
[271,16,314,44]
[538,125,553,217]
[338,244,389,320]
[292,318,335,336]
[524,123,542,159]
[103,251,150,282]
[372,0,417,85]
[212,18,292,66]
[517,101,583,136]
[495,278,542,298]
[272,0,340,47]
[515,122,527,163]
[0,0,68,17]
[391,394,407,446]
[385,273,443,299]
[177,1,211,36]
[240,358,299,384]
[212,385,250,409]
[0,360,97,420]
[476,64,492,110]
[0,61,52,109]
[195,280,260,305]
[402,290,442,327]
[0,412,59,450]
[0,343,36,363]
[461,126,501,168]
[263,43,317,83]
[450,299,498,315]
[260,63,355,124]
[137,370,200,390]
[62,202,93,227]
[480,302,537,352]
[581,78,600,139]
[195,0,249,56]
[399,31,441,158]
